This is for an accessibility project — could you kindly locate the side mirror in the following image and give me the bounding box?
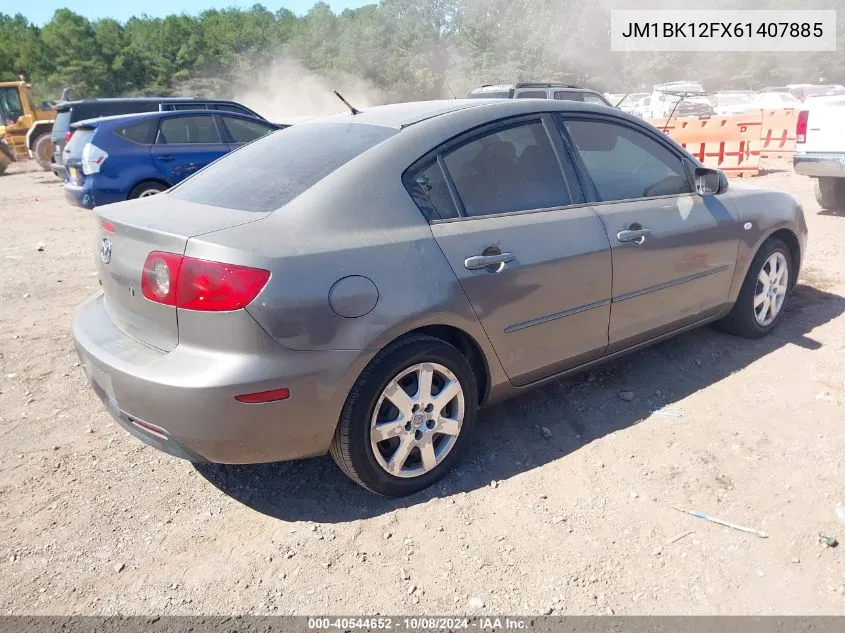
[694,167,728,195]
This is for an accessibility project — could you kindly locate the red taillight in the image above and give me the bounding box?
[796,110,809,144]
[235,388,290,404]
[141,252,270,311]
[65,130,73,143]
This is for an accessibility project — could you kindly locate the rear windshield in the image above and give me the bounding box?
[65,128,94,156]
[169,122,396,212]
[53,110,72,135]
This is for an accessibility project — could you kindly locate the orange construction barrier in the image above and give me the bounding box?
[647,114,762,178]
[758,108,799,157]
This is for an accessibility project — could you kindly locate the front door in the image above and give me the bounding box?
[151,114,229,183]
[407,115,613,387]
[560,116,741,350]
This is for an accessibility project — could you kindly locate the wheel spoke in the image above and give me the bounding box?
[435,415,462,436]
[383,382,414,416]
[416,364,434,402]
[387,436,414,474]
[757,268,770,290]
[419,437,437,472]
[431,379,461,414]
[754,292,767,308]
[371,419,405,443]
[757,297,770,320]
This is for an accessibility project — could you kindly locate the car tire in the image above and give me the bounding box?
[330,334,478,496]
[128,181,168,199]
[33,134,53,171]
[814,177,845,210]
[720,236,793,338]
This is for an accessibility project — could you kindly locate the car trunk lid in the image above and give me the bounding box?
[95,195,270,351]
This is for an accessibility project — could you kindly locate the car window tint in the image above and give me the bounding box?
[212,104,251,115]
[221,116,275,143]
[515,90,547,99]
[563,119,693,201]
[114,120,158,145]
[442,121,571,217]
[158,115,221,144]
[554,91,585,102]
[404,160,459,221]
[583,93,608,105]
[169,122,396,212]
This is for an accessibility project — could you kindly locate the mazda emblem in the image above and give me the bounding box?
[100,238,112,264]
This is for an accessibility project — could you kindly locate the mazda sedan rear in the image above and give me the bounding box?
[74,99,806,496]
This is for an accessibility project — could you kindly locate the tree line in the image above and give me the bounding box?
[2,0,844,106]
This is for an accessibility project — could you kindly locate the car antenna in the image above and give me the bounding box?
[447,84,457,99]
[613,92,629,108]
[333,90,361,115]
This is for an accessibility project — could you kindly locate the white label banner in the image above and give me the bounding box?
[610,10,836,52]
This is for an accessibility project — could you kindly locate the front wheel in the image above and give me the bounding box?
[330,334,478,496]
[720,236,793,338]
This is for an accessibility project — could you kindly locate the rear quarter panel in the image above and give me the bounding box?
[93,127,161,199]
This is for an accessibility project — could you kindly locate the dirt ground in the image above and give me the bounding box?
[0,158,843,616]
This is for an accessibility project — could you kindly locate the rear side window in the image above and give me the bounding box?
[158,115,221,144]
[72,101,158,122]
[169,122,396,212]
[403,160,459,221]
[171,103,208,111]
[554,91,585,102]
[516,90,547,99]
[114,120,158,145]
[441,121,571,217]
[211,104,252,115]
[220,116,276,143]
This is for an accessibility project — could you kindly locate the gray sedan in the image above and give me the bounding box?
[72,99,808,496]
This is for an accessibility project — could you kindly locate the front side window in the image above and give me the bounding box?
[221,116,276,143]
[563,119,693,202]
[583,93,609,106]
[441,121,571,217]
[157,115,222,144]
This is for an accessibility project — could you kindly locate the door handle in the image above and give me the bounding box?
[616,228,651,244]
[464,252,514,271]
[157,155,174,162]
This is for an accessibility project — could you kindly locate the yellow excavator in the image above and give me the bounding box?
[0,78,55,175]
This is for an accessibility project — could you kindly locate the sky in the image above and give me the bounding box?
[5,0,372,26]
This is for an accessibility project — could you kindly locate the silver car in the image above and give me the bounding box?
[73,99,808,496]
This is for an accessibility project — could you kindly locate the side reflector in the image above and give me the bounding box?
[129,418,168,440]
[235,388,290,404]
[101,220,115,233]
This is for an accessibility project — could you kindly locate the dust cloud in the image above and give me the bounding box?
[228,57,388,123]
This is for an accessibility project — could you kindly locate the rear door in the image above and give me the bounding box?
[407,115,613,386]
[559,115,740,351]
[150,114,229,184]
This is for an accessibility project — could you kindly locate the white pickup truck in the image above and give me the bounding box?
[793,95,845,209]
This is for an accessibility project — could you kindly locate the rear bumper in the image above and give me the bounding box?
[72,292,366,464]
[793,153,845,178]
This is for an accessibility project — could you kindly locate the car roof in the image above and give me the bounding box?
[55,97,245,112]
[309,98,619,131]
[71,109,275,129]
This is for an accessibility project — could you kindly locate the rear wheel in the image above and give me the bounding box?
[33,134,53,171]
[330,334,478,496]
[814,177,845,210]
[129,181,168,199]
[720,236,793,338]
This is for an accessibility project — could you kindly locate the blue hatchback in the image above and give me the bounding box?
[64,110,281,209]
